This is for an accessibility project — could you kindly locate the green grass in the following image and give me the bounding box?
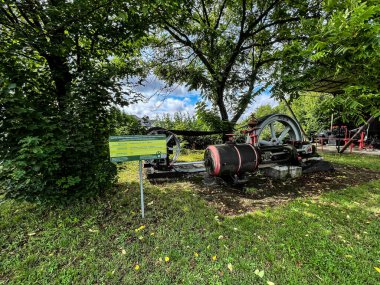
[177,149,204,162]
[1,153,380,284]
[321,152,380,171]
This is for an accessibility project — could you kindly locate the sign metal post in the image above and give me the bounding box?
[109,135,167,218]
[139,160,145,218]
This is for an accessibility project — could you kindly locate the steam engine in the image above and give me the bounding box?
[204,114,315,178]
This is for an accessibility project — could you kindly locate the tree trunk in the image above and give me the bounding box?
[216,87,228,122]
[45,55,72,112]
[215,86,233,142]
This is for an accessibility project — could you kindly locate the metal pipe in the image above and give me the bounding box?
[139,160,145,218]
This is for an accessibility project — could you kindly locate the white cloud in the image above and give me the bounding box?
[124,76,279,122]
[240,93,279,121]
[122,96,196,119]
[133,75,193,98]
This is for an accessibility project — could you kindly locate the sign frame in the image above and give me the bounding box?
[109,135,167,218]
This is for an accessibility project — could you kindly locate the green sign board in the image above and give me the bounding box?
[109,135,167,162]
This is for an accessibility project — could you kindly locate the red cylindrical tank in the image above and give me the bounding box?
[204,143,259,177]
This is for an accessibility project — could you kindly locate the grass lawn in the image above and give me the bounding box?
[1,152,380,284]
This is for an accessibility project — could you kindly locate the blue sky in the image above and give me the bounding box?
[122,76,278,121]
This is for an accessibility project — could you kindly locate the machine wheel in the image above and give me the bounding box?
[147,127,181,165]
[247,114,303,146]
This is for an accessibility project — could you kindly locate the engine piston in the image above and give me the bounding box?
[204,143,259,176]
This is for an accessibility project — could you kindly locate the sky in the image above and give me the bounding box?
[122,76,278,122]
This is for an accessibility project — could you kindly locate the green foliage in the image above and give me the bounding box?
[154,112,201,131]
[272,0,380,124]
[109,107,146,136]
[195,102,231,132]
[311,0,380,123]
[0,0,150,198]
[286,93,333,133]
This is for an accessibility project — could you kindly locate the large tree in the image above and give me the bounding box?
[151,0,321,130]
[0,0,150,197]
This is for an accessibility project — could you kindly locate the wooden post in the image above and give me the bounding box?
[339,116,375,154]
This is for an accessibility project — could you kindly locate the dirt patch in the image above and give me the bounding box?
[192,164,380,216]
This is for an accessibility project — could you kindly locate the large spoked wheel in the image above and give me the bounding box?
[147,127,181,165]
[248,114,303,146]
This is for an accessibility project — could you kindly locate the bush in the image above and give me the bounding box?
[0,76,118,199]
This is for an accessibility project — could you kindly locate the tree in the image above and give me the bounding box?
[0,0,150,197]
[109,108,146,136]
[272,0,380,124]
[151,0,321,131]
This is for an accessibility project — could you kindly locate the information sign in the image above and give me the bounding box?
[109,135,167,162]
[109,135,167,218]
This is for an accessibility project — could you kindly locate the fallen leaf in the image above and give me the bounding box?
[267,281,275,285]
[227,263,233,272]
[135,225,145,232]
[147,201,154,206]
[88,229,98,233]
[121,249,126,255]
[218,235,224,240]
[28,232,36,236]
[150,232,155,236]
[254,269,264,278]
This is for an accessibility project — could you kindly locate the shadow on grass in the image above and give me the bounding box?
[146,163,380,215]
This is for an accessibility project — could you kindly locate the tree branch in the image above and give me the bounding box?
[220,0,248,83]
[244,0,280,35]
[15,3,39,29]
[1,5,18,24]
[213,0,227,30]
[240,36,307,51]
[200,0,211,27]
[163,23,216,77]
[247,17,301,37]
